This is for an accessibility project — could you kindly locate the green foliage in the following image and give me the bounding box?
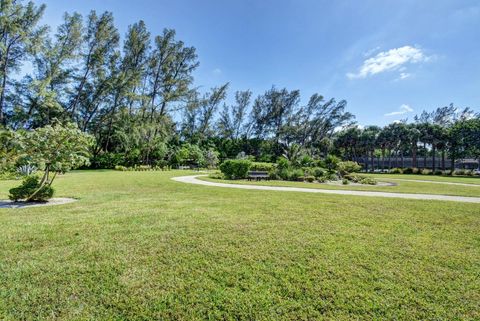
[91,153,125,169]
[18,123,94,173]
[403,167,420,174]
[312,167,327,179]
[208,171,224,180]
[305,175,315,183]
[342,178,349,185]
[344,174,378,185]
[390,168,404,174]
[324,155,340,171]
[9,175,54,202]
[219,159,251,179]
[250,162,275,172]
[421,169,432,175]
[337,161,361,176]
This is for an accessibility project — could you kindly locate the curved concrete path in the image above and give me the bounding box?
[172,175,480,204]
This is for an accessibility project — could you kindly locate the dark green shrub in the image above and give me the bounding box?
[337,161,361,176]
[403,167,414,174]
[324,155,340,171]
[287,168,304,181]
[342,178,349,185]
[9,176,54,202]
[434,170,443,175]
[91,152,124,169]
[313,167,327,179]
[305,175,315,183]
[317,176,327,183]
[276,157,290,171]
[219,159,251,179]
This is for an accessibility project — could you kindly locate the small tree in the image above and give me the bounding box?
[10,123,94,201]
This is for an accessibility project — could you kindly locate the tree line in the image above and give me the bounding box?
[1,0,479,171]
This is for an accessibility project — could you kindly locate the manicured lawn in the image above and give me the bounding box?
[1,170,479,320]
[201,175,480,197]
[364,173,480,185]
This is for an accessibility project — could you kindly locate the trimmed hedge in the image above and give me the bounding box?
[219,159,252,179]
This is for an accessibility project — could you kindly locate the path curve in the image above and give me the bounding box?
[172,175,480,204]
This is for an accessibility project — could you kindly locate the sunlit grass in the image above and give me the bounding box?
[1,170,479,320]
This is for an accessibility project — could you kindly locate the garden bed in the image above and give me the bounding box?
[0,198,77,209]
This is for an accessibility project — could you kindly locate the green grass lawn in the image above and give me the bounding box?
[201,175,480,197]
[1,170,479,320]
[364,173,480,185]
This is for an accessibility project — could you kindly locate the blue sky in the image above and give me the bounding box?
[38,0,480,126]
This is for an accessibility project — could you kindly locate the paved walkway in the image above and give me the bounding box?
[172,175,480,204]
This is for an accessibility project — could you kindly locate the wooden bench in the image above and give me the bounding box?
[247,171,270,181]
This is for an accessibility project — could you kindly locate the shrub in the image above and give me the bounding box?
[317,176,327,183]
[344,174,377,185]
[219,159,251,179]
[389,168,403,174]
[92,152,124,169]
[114,165,128,171]
[287,168,304,181]
[342,178,349,185]
[403,167,419,174]
[208,171,224,179]
[276,157,290,171]
[337,161,361,176]
[17,164,37,176]
[9,176,54,202]
[421,169,432,175]
[313,167,327,179]
[324,155,340,171]
[434,170,443,176]
[360,177,377,185]
[250,162,275,172]
[305,175,315,183]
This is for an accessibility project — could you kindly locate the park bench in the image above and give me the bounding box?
[247,171,270,181]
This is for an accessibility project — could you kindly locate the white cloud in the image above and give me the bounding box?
[347,46,430,79]
[384,104,413,116]
[212,68,222,75]
[398,72,411,80]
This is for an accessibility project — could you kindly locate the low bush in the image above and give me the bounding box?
[305,175,315,183]
[337,161,362,176]
[115,165,128,171]
[421,169,432,175]
[402,167,419,174]
[288,168,304,181]
[389,168,403,174]
[208,171,224,179]
[9,175,54,202]
[434,170,443,176]
[312,167,327,179]
[344,174,377,185]
[317,176,327,183]
[342,178,349,185]
[219,159,251,179]
[250,162,276,172]
[360,176,377,185]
